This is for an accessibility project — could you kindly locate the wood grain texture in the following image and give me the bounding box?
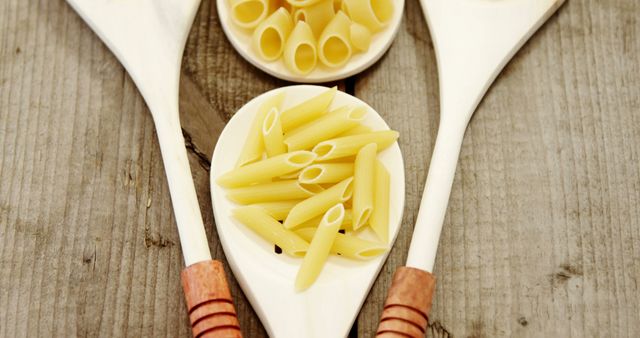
[0,0,638,338]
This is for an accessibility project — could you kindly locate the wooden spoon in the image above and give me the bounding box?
[375,0,566,336]
[65,1,241,336]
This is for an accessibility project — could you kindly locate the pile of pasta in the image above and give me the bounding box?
[216,87,399,290]
[228,0,395,75]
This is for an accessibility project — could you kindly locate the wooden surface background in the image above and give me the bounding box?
[1,0,639,337]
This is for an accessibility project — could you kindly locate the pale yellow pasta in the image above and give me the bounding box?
[343,0,394,32]
[295,203,344,290]
[333,0,344,12]
[283,21,318,75]
[284,106,366,151]
[296,227,387,260]
[237,92,285,167]
[338,123,373,137]
[230,0,279,29]
[312,130,399,161]
[252,8,294,61]
[350,22,372,52]
[250,200,301,220]
[218,151,316,188]
[318,11,353,68]
[280,86,336,132]
[353,143,376,229]
[286,0,323,7]
[298,163,354,184]
[370,160,390,242]
[293,0,335,37]
[262,108,287,157]
[227,180,323,204]
[296,208,353,229]
[279,170,302,179]
[283,104,348,137]
[233,206,309,256]
[283,177,353,229]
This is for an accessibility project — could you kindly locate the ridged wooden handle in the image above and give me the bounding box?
[376,267,436,338]
[181,260,242,338]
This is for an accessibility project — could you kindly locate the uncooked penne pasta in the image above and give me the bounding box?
[318,11,353,68]
[353,143,376,229]
[298,163,354,184]
[286,0,323,7]
[296,208,353,229]
[233,206,309,256]
[370,160,390,242]
[251,200,301,220]
[296,227,387,260]
[295,203,344,290]
[338,123,373,137]
[312,130,399,161]
[293,0,335,37]
[230,0,279,29]
[280,86,336,132]
[284,106,366,151]
[227,180,323,204]
[283,21,317,75]
[284,177,353,229]
[350,22,372,52]
[343,0,394,32]
[218,151,316,188]
[262,108,287,157]
[252,8,294,61]
[237,92,285,167]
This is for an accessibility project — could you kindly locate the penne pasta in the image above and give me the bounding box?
[338,123,373,137]
[284,106,366,151]
[250,200,301,220]
[295,203,345,290]
[349,22,372,52]
[318,11,353,68]
[230,0,279,29]
[343,0,394,32]
[227,180,323,204]
[284,177,353,229]
[252,8,294,61]
[280,86,336,132]
[370,160,390,242]
[283,21,318,75]
[237,92,285,167]
[296,208,353,229]
[333,0,344,12]
[312,130,399,161]
[353,143,376,229]
[218,151,316,188]
[285,0,323,7]
[296,228,387,260]
[298,163,354,184]
[233,206,309,256]
[262,107,287,157]
[292,0,335,38]
[279,170,302,179]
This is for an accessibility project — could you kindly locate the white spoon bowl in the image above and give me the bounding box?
[210,85,405,337]
[217,1,405,83]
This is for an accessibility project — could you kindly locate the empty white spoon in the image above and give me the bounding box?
[210,85,405,338]
[374,0,567,336]
[65,1,243,336]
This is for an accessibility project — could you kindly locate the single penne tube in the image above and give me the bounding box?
[318,11,353,68]
[283,21,318,75]
[338,123,373,137]
[295,228,387,260]
[292,0,335,37]
[284,106,367,151]
[252,8,294,61]
[370,160,390,242]
[343,0,394,32]
[237,92,285,167]
[226,180,323,204]
[250,200,301,220]
[349,22,372,52]
[312,130,399,161]
[218,151,316,188]
[283,104,350,138]
[296,208,353,229]
[353,143,376,229]
[229,0,279,29]
[298,163,354,184]
[283,177,353,229]
[280,86,336,132]
[295,203,345,290]
[233,206,309,257]
[262,107,287,157]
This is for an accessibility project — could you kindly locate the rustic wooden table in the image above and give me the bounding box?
[1,0,639,337]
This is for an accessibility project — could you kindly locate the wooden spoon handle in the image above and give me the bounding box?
[181,260,243,338]
[375,267,436,338]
